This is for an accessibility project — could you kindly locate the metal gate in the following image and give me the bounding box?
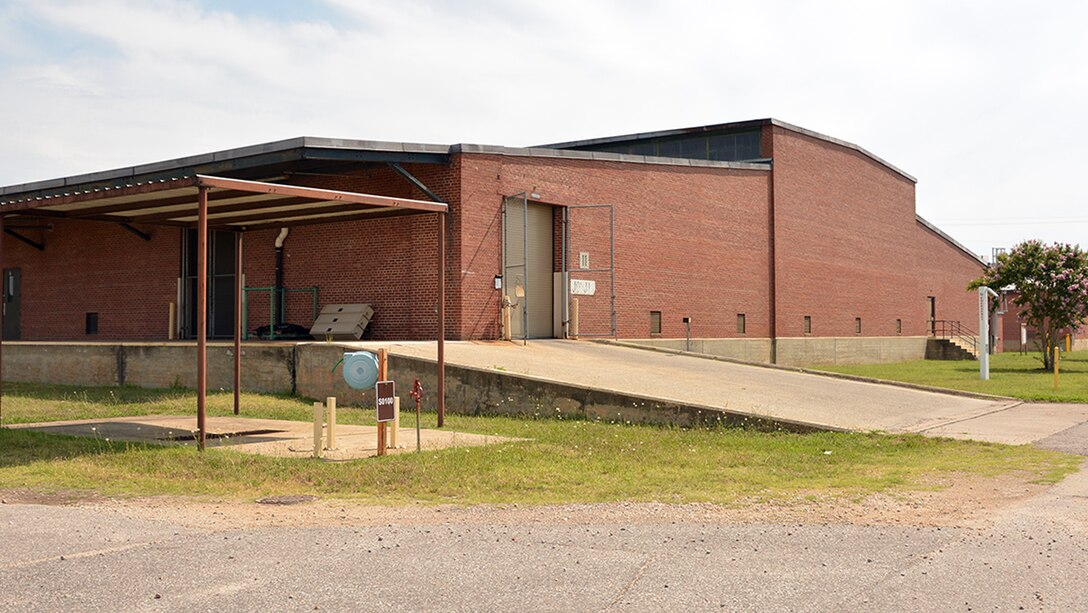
[561,205,615,338]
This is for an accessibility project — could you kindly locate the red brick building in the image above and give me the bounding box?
[0,119,985,364]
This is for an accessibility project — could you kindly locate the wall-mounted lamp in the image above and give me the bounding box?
[494,275,503,290]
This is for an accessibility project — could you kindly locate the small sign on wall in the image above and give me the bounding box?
[570,279,596,296]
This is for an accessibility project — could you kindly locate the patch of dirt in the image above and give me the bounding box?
[13,471,1049,531]
[0,488,107,506]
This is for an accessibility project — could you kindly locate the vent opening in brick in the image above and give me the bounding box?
[86,312,99,335]
[650,311,662,335]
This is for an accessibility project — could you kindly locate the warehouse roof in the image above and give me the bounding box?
[541,118,917,183]
[0,138,769,206]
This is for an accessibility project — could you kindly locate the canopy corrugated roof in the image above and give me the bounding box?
[1,174,446,230]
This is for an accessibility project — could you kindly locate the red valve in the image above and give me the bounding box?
[410,379,424,402]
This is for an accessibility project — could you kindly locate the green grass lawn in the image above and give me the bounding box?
[816,350,1088,402]
[0,382,1080,505]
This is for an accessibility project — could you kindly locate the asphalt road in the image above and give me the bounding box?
[3,470,1086,612]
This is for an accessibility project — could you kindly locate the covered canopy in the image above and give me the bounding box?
[0,174,448,448]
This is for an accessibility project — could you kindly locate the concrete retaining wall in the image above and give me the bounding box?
[775,336,929,366]
[1,342,295,394]
[1,341,825,432]
[625,336,929,366]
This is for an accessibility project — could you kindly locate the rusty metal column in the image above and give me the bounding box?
[437,212,446,428]
[0,215,4,428]
[196,187,209,450]
[233,231,243,415]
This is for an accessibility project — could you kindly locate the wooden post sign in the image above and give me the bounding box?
[376,380,395,457]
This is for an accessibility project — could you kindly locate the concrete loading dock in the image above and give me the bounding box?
[5,339,1087,445]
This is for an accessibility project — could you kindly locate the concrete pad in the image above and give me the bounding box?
[11,416,517,460]
[922,403,1088,445]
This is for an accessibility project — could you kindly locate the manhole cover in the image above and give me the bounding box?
[256,495,318,506]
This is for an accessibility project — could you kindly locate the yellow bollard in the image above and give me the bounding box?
[1066,334,1072,353]
[1054,346,1060,391]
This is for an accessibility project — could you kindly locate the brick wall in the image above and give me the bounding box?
[240,162,458,340]
[457,154,773,340]
[913,222,988,337]
[1,133,984,347]
[1,219,178,340]
[769,126,983,339]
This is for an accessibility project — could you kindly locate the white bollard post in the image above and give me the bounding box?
[326,397,337,449]
[390,397,400,449]
[979,286,998,380]
[312,401,324,459]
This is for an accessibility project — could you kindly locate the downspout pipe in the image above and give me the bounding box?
[274,228,289,325]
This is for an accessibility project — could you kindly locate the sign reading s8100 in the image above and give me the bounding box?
[375,380,396,422]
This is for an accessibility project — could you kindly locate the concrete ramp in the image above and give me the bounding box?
[385,340,1020,436]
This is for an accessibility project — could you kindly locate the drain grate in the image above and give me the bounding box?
[256,495,318,505]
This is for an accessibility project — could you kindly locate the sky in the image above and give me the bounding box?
[1,0,1086,258]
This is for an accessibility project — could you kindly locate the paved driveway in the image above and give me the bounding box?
[385,340,1088,443]
[2,468,1086,612]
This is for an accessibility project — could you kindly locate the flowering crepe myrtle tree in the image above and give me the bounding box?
[970,240,1088,370]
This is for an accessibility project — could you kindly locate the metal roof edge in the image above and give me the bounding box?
[301,137,451,155]
[451,143,771,171]
[0,137,462,199]
[0,137,309,197]
[916,214,986,266]
[538,118,771,150]
[768,119,917,183]
[537,117,917,184]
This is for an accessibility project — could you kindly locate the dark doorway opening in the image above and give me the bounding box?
[2,268,20,340]
[181,229,237,339]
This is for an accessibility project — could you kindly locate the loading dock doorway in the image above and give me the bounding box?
[503,195,554,340]
[3,268,20,340]
[927,296,936,335]
[181,229,237,339]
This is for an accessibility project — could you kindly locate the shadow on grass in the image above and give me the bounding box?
[2,382,301,404]
[0,428,168,469]
[2,382,193,404]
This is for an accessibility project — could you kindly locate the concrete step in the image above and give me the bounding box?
[925,338,978,361]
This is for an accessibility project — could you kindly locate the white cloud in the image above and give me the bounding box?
[2,0,1087,254]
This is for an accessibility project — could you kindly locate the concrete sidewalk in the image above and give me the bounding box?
[10,416,514,460]
[386,340,1088,445]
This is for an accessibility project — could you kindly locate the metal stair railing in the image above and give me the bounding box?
[931,319,978,355]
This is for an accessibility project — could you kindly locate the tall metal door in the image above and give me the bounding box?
[503,197,554,339]
[3,268,21,340]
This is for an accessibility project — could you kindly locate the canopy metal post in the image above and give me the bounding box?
[437,211,446,428]
[196,186,208,450]
[233,231,243,415]
[0,214,4,428]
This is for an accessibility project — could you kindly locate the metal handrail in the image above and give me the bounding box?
[931,319,978,354]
